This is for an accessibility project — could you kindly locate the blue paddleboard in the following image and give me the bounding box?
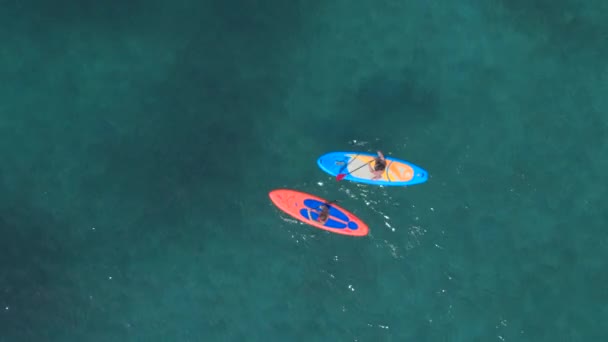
[317,151,428,186]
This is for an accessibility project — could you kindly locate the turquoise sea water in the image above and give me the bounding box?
[1,1,607,341]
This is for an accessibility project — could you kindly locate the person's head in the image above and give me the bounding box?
[374,159,386,171]
[318,211,328,222]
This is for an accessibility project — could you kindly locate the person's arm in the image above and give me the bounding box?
[377,150,385,161]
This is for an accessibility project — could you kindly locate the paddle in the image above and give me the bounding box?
[336,160,373,181]
[322,200,337,207]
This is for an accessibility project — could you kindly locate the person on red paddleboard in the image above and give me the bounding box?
[317,200,337,224]
[368,150,387,180]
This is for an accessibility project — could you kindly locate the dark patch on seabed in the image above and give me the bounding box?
[490,0,608,57]
[0,0,325,339]
[81,0,324,233]
[0,185,83,340]
[354,71,438,121]
[333,65,440,145]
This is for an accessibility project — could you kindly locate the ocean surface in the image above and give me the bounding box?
[1,1,607,341]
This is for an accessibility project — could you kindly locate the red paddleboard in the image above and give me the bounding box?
[269,189,369,237]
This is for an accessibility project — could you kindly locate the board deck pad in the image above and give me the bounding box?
[269,189,368,236]
[317,151,428,186]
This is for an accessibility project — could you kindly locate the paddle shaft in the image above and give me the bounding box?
[337,160,373,180]
[337,154,358,172]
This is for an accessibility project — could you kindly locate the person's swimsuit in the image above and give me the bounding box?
[318,204,330,223]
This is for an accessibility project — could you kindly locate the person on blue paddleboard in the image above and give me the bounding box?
[316,200,337,224]
[368,150,387,180]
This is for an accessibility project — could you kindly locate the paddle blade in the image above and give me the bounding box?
[336,174,346,181]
